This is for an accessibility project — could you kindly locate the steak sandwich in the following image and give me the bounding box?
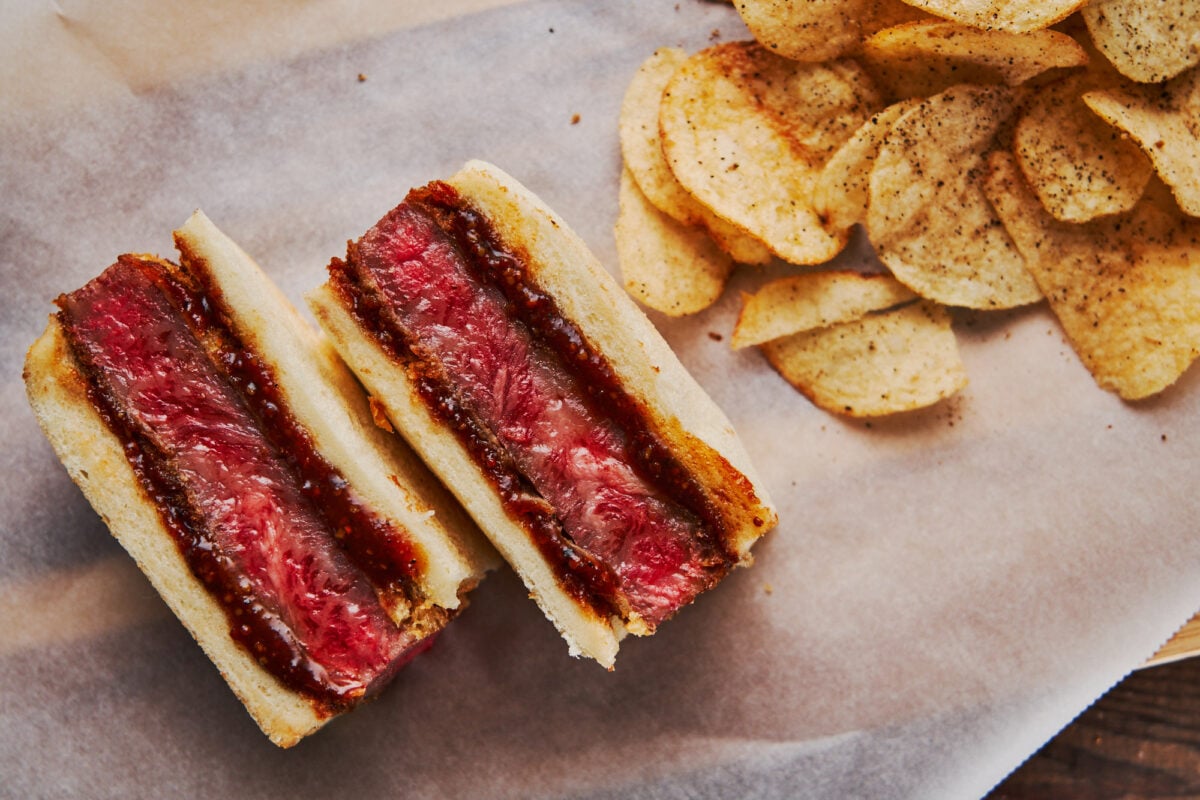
[309,161,777,668]
[23,211,494,746]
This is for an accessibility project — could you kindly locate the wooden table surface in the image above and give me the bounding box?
[988,614,1200,798]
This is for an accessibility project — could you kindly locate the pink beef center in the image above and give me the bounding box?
[63,263,409,691]
[358,204,710,625]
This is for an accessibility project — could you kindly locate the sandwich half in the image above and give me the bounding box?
[23,211,494,746]
[308,161,777,668]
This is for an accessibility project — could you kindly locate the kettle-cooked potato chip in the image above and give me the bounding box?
[735,0,926,63]
[619,47,773,265]
[732,270,916,348]
[862,21,1088,99]
[620,49,700,228]
[660,42,883,264]
[985,151,1200,399]
[1014,73,1154,222]
[760,299,966,416]
[896,0,1086,33]
[813,99,920,231]
[867,84,1042,309]
[615,168,733,316]
[1082,0,1200,84]
[1083,68,1200,217]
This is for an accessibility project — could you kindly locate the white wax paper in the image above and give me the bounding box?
[3,1,1199,797]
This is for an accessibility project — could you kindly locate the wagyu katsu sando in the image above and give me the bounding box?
[308,161,777,668]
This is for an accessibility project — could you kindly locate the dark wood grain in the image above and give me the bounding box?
[988,658,1200,799]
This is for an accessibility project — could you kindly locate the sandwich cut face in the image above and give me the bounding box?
[313,162,777,666]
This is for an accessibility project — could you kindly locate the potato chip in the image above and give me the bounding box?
[735,0,926,63]
[812,99,920,231]
[862,21,1088,99]
[866,84,1042,309]
[1013,73,1154,222]
[1083,68,1200,217]
[660,42,883,264]
[1082,0,1200,84]
[760,300,966,416]
[615,168,732,316]
[732,270,916,348]
[896,0,1085,33]
[984,151,1200,399]
[620,49,700,227]
[618,47,773,265]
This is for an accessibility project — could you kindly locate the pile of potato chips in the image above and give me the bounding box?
[614,0,1200,416]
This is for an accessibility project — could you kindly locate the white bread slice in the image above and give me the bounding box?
[24,319,326,747]
[174,211,496,624]
[308,161,777,668]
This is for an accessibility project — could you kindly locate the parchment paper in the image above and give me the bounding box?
[3,1,1199,797]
